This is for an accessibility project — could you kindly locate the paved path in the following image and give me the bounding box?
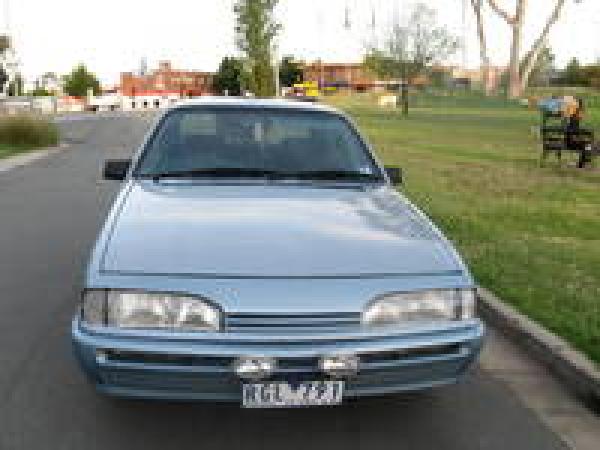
[0,113,596,450]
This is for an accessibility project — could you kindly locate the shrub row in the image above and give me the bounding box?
[0,114,59,148]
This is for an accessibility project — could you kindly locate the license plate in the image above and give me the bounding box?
[242,380,344,408]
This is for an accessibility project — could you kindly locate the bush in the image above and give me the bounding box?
[0,114,59,148]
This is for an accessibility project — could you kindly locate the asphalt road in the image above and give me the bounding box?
[0,113,569,450]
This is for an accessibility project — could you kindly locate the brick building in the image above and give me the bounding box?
[301,60,507,93]
[302,62,376,91]
[120,61,214,99]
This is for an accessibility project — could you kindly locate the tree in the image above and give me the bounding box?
[470,1,580,98]
[560,57,585,86]
[62,64,100,97]
[0,35,10,95]
[0,35,10,54]
[524,46,556,87]
[30,86,53,97]
[364,3,458,115]
[7,73,23,97]
[279,56,303,87]
[469,0,493,94]
[581,64,600,89]
[0,65,7,94]
[234,0,281,97]
[213,56,246,96]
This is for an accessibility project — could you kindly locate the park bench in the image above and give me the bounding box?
[539,99,598,168]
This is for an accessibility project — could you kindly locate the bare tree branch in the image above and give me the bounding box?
[520,0,567,90]
[470,0,492,93]
[487,0,516,24]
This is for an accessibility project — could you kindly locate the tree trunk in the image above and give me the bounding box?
[519,0,567,93]
[507,0,526,99]
[402,82,409,116]
[470,0,492,95]
[487,0,572,97]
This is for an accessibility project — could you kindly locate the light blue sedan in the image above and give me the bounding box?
[72,98,484,407]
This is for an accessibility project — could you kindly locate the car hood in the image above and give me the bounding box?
[98,181,462,278]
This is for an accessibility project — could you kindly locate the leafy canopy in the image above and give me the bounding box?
[63,64,100,97]
[364,3,458,83]
[213,56,247,96]
[279,56,303,87]
[234,0,281,97]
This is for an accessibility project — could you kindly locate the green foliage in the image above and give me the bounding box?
[551,58,600,89]
[363,3,458,114]
[279,56,303,87]
[524,47,556,87]
[327,93,600,363]
[234,0,281,97]
[0,35,10,53]
[0,115,59,150]
[62,64,100,97]
[364,50,403,81]
[364,3,458,83]
[7,74,24,97]
[560,58,586,86]
[582,65,600,89]
[0,64,8,91]
[29,87,53,97]
[213,56,247,96]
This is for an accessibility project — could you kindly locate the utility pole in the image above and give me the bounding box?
[344,1,352,92]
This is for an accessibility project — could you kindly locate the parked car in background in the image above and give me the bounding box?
[72,98,484,407]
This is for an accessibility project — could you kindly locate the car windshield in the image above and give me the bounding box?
[135,107,383,181]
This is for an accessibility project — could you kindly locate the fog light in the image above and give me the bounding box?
[234,357,276,380]
[319,355,359,378]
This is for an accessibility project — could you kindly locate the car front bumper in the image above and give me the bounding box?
[72,318,484,402]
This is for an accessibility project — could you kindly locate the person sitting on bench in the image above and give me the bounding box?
[565,98,594,168]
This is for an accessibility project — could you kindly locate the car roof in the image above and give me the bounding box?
[171,96,342,114]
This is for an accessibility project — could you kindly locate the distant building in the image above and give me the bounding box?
[302,60,506,93]
[120,91,182,111]
[56,96,85,113]
[120,60,214,107]
[302,62,376,91]
[448,66,506,91]
[301,61,429,92]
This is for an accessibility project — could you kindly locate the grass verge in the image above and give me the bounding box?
[328,93,600,364]
[0,114,59,159]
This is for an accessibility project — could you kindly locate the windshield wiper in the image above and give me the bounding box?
[141,168,382,183]
[277,170,383,182]
[142,167,279,181]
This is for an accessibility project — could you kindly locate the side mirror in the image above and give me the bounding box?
[103,159,131,181]
[385,167,402,185]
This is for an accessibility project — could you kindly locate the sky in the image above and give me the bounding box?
[4,0,600,85]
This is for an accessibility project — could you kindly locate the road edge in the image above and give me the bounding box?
[477,287,600,413]
[0,145,67,174]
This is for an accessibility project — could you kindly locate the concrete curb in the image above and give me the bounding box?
[477,287,600,413]
[0,145,67,174]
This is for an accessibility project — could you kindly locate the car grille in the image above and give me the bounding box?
[224,312,361,334]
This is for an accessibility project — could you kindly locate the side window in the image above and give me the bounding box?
[179,113,216,137]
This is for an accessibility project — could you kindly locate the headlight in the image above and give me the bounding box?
[81,290,221,332]
[362,289,476,326]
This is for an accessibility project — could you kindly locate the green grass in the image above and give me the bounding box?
[0,114,59,158]
[0,143,41,159]
[328,93,600,365]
